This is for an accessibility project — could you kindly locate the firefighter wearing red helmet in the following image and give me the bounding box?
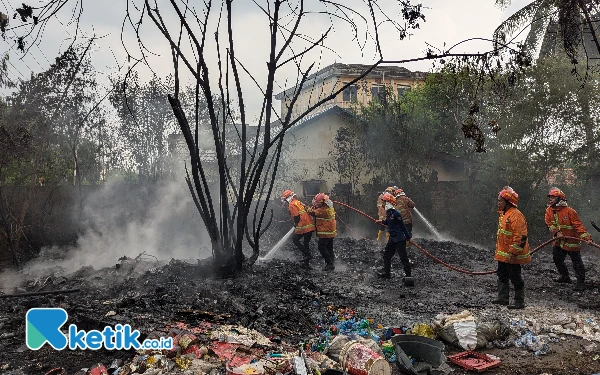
[375,193,413,283]
[493,186,531,309]
[545,187,592,291]
[309,193,337,271]
[281,190,315,269]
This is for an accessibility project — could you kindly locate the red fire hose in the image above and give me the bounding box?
[332,200,600,276]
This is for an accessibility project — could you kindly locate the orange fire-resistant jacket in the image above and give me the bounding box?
[288,198,315,234]
[544,205,591,251]
[495,207,531,264]
[313,206,337,238]
[377,194,386,220]
[396,196,415,225]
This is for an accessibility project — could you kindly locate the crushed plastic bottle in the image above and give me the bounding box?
[534,343,550,356]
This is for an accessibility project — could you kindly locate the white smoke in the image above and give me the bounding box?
[0,181,213,289]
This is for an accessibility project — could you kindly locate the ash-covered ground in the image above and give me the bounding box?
[1,236,600,375]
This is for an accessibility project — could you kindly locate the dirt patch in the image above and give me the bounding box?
[1,236,600,374]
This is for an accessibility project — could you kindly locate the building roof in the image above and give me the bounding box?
[286,105,357,134]
[275,63,427,100]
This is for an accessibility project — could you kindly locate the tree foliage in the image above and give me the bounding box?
[494,0,600,77]
[109,73,181,183]
[0,42,106,266]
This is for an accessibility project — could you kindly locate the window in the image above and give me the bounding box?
[397,85,411,97]
[301,179,324,196]
[371,85,385,102]
[343,85,358,102]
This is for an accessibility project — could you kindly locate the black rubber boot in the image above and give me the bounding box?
[573,282,585,291]
[378,258,391,278]
[492,281,509,305]
[507,288,525,309]
[301,258,311,270]
[572,254,586,286]
[553,275,571,283]
[553,248,570,283]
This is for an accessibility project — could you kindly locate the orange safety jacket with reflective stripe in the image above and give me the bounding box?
[396,196,415,225]
[288,198,315,234]
[494,207,531,264]
[544,205,591,251]
[377,194,385,220]
[313,206,337,238]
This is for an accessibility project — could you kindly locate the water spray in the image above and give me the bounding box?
[413,207,442,240]
[331,201,600,275]
[259,227,295,261]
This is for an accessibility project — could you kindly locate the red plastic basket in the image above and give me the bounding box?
[447,351,501,372]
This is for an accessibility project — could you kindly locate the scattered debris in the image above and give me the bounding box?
[1,237,600,374]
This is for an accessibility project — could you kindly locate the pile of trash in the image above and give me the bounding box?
[6,298,600,375]
[13,306,505,375]
[54,306,600,374]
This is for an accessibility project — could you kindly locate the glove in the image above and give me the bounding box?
[555,232,564,238]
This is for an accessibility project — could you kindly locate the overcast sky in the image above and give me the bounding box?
[1,0,531,122]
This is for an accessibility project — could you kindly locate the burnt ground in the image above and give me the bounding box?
[1,236,600,375]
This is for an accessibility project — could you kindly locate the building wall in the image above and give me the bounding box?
[332,76,416,109]
[280,75,419,122]
[279,111,476,196]
[282,111,350,194]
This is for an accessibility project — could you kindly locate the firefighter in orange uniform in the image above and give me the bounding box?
[281,190,315,269]
[493,187,531,309]
[545,187,592,291]
[310,193,337,271]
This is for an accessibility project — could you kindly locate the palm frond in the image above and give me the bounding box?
[558,0,582,60]
[524,3,558,52]
[495,0,514,11]
[494,0,544,48]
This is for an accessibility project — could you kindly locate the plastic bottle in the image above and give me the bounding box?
[534,343,549,356]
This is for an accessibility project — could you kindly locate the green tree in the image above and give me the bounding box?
[110,73,185,183]
[0,43,103,266]
[324,126,365,195]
